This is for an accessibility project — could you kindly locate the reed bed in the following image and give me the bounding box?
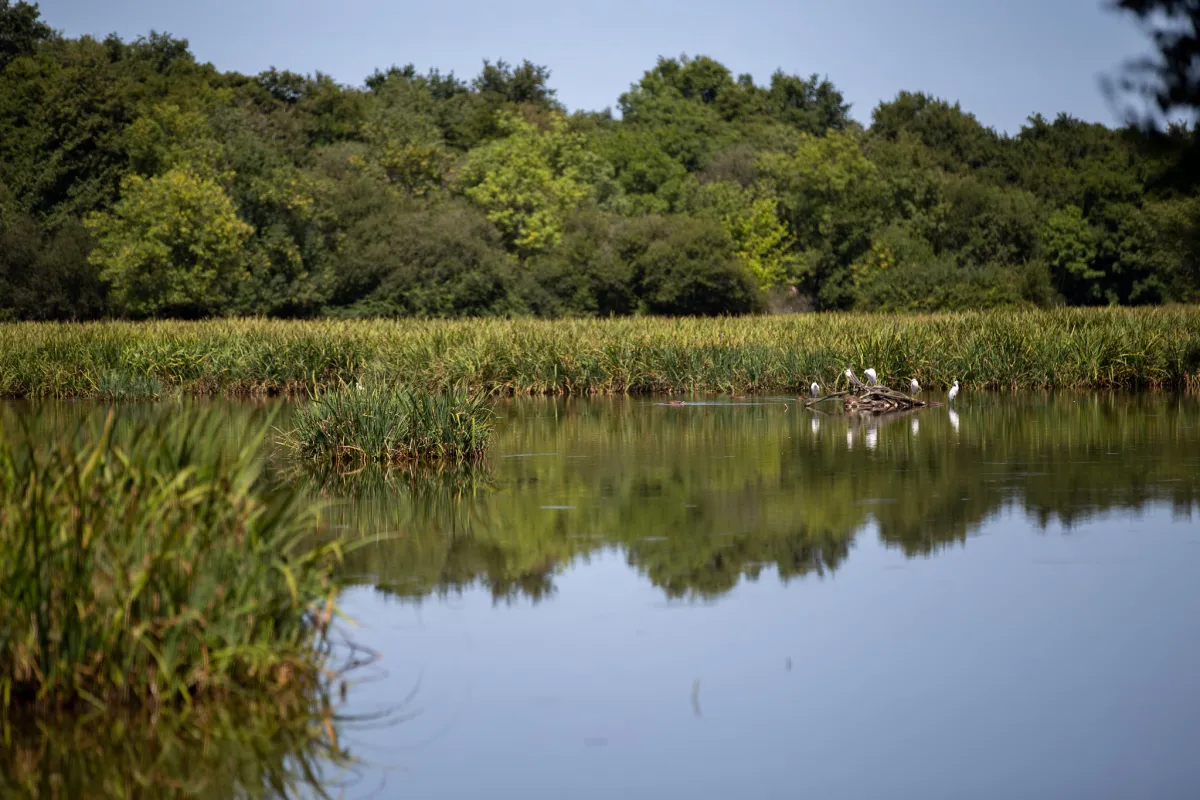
[282,384,495,468]
[1,308,1198,398]
[0,409,343,714]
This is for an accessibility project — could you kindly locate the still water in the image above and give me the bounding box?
[5,393,1200,799]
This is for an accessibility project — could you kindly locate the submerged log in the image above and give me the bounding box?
[806,385,940,414]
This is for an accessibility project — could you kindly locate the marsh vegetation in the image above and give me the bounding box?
[1,308,1198,400]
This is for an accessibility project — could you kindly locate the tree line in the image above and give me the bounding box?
[1,0,1198,320]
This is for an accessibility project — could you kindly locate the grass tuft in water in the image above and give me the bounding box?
[95,369,164,400]
[284,384,495,468]
[0,409,343,714]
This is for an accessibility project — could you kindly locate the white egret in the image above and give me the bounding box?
[844,368,863,390]
[864,368,878,387]
[810,382,820,398]
[909,378,920,394]
[948,379,960,403]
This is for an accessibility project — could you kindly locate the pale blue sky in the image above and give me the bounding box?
[36,0,1151,133]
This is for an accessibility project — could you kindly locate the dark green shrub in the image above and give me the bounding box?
[0,214,106,321]
[521,209,636,316]
[332,198,522,317]
[853,220,1055,311]
[620,215,762,315]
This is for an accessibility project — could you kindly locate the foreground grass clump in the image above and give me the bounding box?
[284,384,495,468]
[1,308,1199,397]
[0,410,342,713]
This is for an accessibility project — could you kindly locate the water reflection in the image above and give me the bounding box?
[0,701,348,799]
[322,394,1200,601]
[6,393,1198,798]
[5,394,1200,605]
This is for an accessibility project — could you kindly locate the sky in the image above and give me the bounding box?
[35,0,1154,134]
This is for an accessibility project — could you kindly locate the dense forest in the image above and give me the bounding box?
[1,0,1199,320]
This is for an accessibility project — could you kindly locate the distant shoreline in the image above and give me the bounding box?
[2,308,1198,399]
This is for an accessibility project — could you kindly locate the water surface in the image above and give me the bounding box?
[4,393,1200,799]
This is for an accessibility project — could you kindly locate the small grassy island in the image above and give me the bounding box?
[283,384,495,468]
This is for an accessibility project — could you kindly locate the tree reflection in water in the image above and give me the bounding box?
[314,393,1200,601]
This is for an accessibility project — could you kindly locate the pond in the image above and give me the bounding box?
[4,393,1200,799]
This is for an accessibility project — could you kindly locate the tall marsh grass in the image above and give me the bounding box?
[283,384,495,468]
[0,410,342,713]
[1,308,1198,397]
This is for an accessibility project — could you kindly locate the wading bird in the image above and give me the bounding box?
[910,378,920,394]
[810,382,820,397]
[864,368,878,386]
[948,380,960,403]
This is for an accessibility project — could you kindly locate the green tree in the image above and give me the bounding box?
[850,221,1039,311]
[0,214,103,320]
[623,55,850,134]
[762,70,851,133]
[759,131,888,307]
[870,91,1007,179]
[472,59,560,110]
[924,175,1045,267]
[331,197,520,317]
[1144,195,1200,301]
[522,209,636,317]
[617,58,735,173]
[1087,200,1174,303]
[685,180,796,289]
[359,71,454,196]
[1013,114,1144,209]
[0,14,1196,320]
[253,70,367,147]
[457,112,616,256]
[593,126,691,213]
[0,31,221,223]
[125,102,225,177]
[234,165,337,316]
[0,0,51,72]
[85,168,252,317]
[1043,204,1102,302]
[620,215,761,315]
[364,64,489,152]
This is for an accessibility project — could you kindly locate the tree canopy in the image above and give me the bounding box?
[0,3,1198,320]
